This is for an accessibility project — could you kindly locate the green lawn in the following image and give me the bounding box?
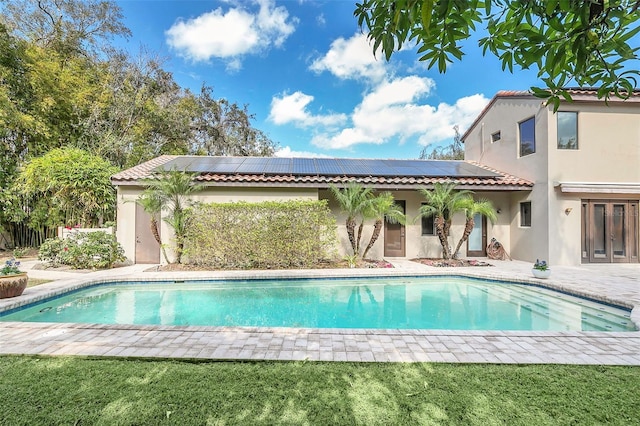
[1,356,638,425]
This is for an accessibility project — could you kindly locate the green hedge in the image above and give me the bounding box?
[184,200,338,269]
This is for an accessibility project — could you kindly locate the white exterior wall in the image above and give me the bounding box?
[115,186,139,263]
[116,185,319,263]
[465,96,640,265]
[320,189,509,260]
[116,182,512,264]
[547,102,640,265]
[465,97,548,262]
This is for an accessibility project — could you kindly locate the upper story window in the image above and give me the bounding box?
[519,117,536,157]
[557,111,578,149]
[491,131,501,143]
[421,206,435,235]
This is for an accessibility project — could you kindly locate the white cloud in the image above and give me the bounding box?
[309,33,386,82]
[275,146,331,158]
[166,0,296,66]
[316,13,326,27]
[308,77,489,150]
[269,91,347,127]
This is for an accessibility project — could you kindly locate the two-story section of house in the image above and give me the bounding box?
[462,89,640,265]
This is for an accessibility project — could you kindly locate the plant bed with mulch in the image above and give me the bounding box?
[411,258,493,267]
[153,258,394,272]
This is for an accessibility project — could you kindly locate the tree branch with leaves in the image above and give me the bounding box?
[355,0,640,108]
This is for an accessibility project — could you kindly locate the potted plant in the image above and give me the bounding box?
[0,258,28,298]
[532,259,551,279]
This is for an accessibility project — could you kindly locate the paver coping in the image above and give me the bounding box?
[1,258,639,364]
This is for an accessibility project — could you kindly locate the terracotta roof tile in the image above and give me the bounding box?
[111,155,177,181]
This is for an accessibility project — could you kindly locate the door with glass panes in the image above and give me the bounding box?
[582,200,639,263]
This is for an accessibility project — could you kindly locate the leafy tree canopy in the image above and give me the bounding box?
[19,148,119,227]
[355,0,640,107]
[419,125,464,160]
[1,0,131,59]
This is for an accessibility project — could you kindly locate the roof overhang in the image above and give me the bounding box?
[110,155,534,191]
[556,182,640,194]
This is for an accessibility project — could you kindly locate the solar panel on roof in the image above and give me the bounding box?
[155,157,194,172]
[457,163,500,177]
[189,158,216,173]
[263,158,292,174]
[292,158,317,174]
[367,160,398,176]
[316,159,344,175]
[152,156,503,179]
[234,158,269,173]
[337,159,376,175]
[217,157,245,163]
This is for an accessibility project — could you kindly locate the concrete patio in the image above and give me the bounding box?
[1,259,639,364]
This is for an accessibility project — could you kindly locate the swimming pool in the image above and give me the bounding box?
[0,276,635,331]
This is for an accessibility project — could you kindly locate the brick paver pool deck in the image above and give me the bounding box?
[1,259,639,364]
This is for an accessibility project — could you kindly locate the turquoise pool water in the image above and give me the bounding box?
[0,277,635,331]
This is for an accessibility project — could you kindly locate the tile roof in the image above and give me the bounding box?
[497,88,640,99]
[111,155,532,190]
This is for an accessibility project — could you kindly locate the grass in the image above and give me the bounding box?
[1,356,639,425]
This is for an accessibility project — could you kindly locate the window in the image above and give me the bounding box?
[421,206,435,235]
[557,111,578,149]
[491,131,501,142]
[520,202,532,227]
[519,117,536,156]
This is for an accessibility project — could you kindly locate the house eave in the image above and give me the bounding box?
[112,179,532,191]
[556,182,640,194]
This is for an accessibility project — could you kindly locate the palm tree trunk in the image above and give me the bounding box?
[150,217,170,264]
[346,217,357,255]
[356,221,364,255]
[453,217,475,259]
[150,217,161,245]
[362,219,383,259]
[435,215,450,259]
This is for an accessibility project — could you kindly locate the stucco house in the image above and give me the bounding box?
[463,89,640,265]
[111,156,531,264]
[111,89,640,266]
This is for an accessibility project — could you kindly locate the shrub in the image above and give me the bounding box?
[184,200,338,269]
[38,238,70,267]
[39,231,125,269]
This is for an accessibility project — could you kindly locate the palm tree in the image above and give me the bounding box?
[328,182,374,256]
[139,169,203,263]
[453,198,497,259]
[417,182,472,259]
[362,192,406,259]
[135,189,170,264]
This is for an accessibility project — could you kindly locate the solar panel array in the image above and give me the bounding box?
[155,156,500,178]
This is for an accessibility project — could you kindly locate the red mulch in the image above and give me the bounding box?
[411,258,493,267]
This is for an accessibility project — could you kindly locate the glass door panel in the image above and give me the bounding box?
[592,204,607,259]
[468,213,483,251]
[612,204,626,259]
[631,203,639,261]
[466,214,486,257]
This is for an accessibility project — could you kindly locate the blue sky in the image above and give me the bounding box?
[116,0,542,159]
